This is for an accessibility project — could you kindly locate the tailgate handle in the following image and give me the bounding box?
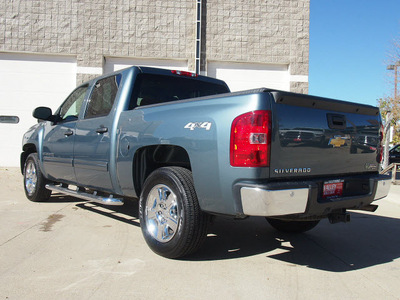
[327,114,346,129]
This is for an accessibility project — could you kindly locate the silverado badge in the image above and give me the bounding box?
[274,168,311,174]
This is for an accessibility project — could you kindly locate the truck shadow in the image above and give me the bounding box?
[189,212,400,272]
[70,198,400,272]
[46,193,83,203]
[75,199,140,228]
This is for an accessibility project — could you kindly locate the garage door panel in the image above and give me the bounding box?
[1,73,75,96]
[0,53,76,167]
[0,93,64,123]
[207,61,290,92]
[0,53,76,69]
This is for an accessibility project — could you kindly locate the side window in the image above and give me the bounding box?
[59,85,88,121]
[85,74,121,119]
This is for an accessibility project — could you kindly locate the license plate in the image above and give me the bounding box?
[323,180,344,198]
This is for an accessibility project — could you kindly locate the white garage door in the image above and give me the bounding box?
[0,53,77,167]
[104,57,188,74]
[207,61,290,92]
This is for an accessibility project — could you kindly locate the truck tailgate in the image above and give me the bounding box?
[269,91,381,178]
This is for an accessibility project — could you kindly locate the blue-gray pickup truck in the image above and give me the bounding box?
[21,66,391,258]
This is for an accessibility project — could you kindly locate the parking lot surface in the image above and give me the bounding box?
[1,167,400,299]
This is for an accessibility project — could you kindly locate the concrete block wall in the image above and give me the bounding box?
[0,0,309,92]
[205,0,309,92]
[0,0,196,84]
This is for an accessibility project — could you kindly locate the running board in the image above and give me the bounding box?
[45,184,124,206]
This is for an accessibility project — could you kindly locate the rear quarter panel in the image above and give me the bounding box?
[116,91,274,215]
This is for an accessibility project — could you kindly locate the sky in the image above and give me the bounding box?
[309,0,400,107]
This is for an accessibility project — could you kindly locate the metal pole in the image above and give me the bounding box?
[195,0,202,75]
[387,63,399,100]
[395,65,398,100]
[383,111,392,169]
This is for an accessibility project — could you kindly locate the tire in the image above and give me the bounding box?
[266,218,320,233]
[23,153,51,202]
[139,167,208,258]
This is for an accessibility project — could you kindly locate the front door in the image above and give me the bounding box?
[42,85,88,183]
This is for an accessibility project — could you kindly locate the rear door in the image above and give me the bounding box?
[269,92,381,178]
[73,74,122,191]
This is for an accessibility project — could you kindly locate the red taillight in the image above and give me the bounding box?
[171,70,198,77]
[230,110,272,167]
[377,124,384,163]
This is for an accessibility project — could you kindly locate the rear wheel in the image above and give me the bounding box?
[266,218,320,233]
[139,167,208,258]
[23,153,51,202]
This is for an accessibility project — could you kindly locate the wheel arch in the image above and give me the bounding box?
[132,144,191,197]
[20,143,37,174]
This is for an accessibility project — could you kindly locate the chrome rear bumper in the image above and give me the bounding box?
[241,187,308,216]
[239,176,391,217]
[373,178,391,200]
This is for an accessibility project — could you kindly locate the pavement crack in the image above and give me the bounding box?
[0,205,70,247]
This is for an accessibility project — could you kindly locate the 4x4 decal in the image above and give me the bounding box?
[184,122,212,131]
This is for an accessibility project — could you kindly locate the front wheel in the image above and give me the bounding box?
[266,218,320,233]
[139,167,208,259]
[23,153,51,202]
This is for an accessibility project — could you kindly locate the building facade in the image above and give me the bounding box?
[0,0,310,166]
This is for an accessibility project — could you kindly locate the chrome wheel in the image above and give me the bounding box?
[23,153,51,202]
[25,160,37,196]
[140,167,208,258]
[144,184,181,243]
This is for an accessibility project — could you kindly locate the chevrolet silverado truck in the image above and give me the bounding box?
[21,66,391,258]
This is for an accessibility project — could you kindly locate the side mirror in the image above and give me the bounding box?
[33,107,53,121]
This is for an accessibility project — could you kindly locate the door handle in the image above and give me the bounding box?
[64,129,73,137]
[96,126,108,134]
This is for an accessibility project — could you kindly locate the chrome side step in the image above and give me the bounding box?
[45,184,124,206]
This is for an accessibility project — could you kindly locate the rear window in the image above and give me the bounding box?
[129,74,229,109]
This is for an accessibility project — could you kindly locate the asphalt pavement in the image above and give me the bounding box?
[1,167,400,299]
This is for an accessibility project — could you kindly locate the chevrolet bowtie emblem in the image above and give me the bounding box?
[329,136,346,148]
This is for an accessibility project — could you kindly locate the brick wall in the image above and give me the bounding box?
[0,0,309,92]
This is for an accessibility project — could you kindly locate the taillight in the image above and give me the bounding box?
[171,70,198,77]
[377,124,384,163]
[230,110,271,167]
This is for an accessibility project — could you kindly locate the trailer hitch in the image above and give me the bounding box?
[328,211,351,224]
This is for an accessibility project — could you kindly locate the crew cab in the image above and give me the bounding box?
[21,66,391,258]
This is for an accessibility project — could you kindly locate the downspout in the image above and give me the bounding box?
[195,0,202,74]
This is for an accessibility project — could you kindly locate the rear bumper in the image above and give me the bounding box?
[238,174,391,218]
